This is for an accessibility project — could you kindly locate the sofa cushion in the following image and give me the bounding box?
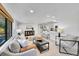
[8,40,20,53]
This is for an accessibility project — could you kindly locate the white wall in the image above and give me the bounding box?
[18,23,39,36]
[53,4,79,36]
[12,20,18,36]
[4,3,79,36]
[17,19,79,36]
[55,20,79,36]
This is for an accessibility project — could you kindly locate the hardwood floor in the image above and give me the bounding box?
[36,39,71,56]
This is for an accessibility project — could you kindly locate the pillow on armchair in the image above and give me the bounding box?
[8,40,20,53]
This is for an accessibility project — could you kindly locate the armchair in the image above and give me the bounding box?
[59,35,79,56]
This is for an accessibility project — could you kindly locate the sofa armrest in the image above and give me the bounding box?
[19,48,37,56]
[1,48,37,56]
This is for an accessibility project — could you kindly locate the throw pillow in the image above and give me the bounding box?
[8,40,20,53]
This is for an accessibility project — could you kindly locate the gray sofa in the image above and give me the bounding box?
[1,48,37,56]
[1,40,37,56]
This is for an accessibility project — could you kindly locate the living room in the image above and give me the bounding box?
[0,3,79,56]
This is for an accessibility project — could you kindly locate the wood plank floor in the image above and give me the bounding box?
[36,39,71,56]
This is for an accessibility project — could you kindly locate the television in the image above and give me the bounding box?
[25,27,35,36]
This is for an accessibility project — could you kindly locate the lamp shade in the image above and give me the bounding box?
[58,27,64,33]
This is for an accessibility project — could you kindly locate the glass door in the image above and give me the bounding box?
[7,19,12,40]
[0,14,6,46]
[0,14,12,46]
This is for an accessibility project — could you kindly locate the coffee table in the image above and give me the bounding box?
[35,40,49,53]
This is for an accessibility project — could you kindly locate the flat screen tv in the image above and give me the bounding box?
[25,31,35,36]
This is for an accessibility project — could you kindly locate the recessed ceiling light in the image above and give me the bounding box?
[52,20,57,22]
[51,16,55,18]
[30,9,34,13]
[46,15,50,18]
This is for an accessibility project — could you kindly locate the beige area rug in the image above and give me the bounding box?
[36,39,71,56]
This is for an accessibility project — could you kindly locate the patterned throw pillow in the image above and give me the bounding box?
[8,40,20,53]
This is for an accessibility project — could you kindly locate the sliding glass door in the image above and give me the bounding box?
[7,18,12,40]
[0,14,6,46]
[0,14,12,46]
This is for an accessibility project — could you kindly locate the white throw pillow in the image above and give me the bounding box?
[8,41,20,53]
[17,39,29,48]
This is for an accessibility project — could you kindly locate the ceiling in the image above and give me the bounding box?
[2,3,79,24]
